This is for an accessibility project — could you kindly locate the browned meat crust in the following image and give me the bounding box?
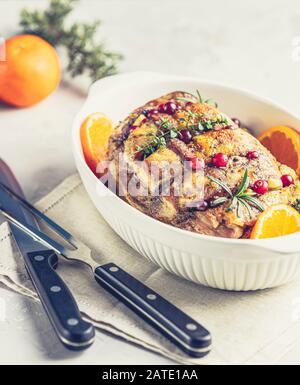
[108,91,300,238]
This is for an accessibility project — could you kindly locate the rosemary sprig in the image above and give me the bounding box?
[209,197,228,208]
[235,168,249,196]
[207,175,233,197]
[176,90,218,108]
[208,170,265,217]
[196,90,203,103]
[239,194,265,212]
[181,108,228,134]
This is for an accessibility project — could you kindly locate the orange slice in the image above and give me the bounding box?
[80,112,113,175]
[258,125,300,175]
[250,204,300,239]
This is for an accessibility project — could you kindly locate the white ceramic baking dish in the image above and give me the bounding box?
[72,71,300,291]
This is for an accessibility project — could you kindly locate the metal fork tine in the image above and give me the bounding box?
[0,181,86,251]
[0,205,97,270]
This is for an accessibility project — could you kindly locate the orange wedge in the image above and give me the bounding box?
[250,204,300,239]
[258,125,300,175]
[80,112,113,175]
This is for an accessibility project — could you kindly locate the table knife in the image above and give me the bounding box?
[0,159,95,350]
[0,160,212,358]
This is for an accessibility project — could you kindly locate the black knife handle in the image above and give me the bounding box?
[26,249,95,350]
[94,263,211,358]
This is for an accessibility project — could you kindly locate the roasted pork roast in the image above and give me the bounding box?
[107,92,300,238]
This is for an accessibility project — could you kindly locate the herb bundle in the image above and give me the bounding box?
[134,90,230,159]
[208,170,265,217]
[136,119,179,159]
[135,106,229,159]
[19,0,122,82]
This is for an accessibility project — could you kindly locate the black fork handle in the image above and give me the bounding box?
[26,249,95,350]
[95,263,211,358]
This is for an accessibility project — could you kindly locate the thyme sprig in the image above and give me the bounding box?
[176,90,218,108]
[135,119,179,159]
[182,109,229,135]
[208,170,265,217]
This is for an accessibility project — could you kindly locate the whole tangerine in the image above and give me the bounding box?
[0,34,61,107]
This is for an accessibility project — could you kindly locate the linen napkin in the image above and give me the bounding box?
[1,174,300,364]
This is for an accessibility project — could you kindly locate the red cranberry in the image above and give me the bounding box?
[135,151,144,160]
[212,153,228,168]
[231,118,241,127]
[188,156,205,171]
[165,101,177,114]
[253,180,269,195]
[281,174,294,187]
[158,103,167,113]
[129,125,138,132]
[223,124,234,130]
[141,118,147,124]
[194,200,209,211]
[178,129,192,144]
[186,101,194,107]
[247,151,259,160]
[158,101,177,115]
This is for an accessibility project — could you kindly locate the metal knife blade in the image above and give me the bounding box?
[0,163,51,254]
[0,159,95,350]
